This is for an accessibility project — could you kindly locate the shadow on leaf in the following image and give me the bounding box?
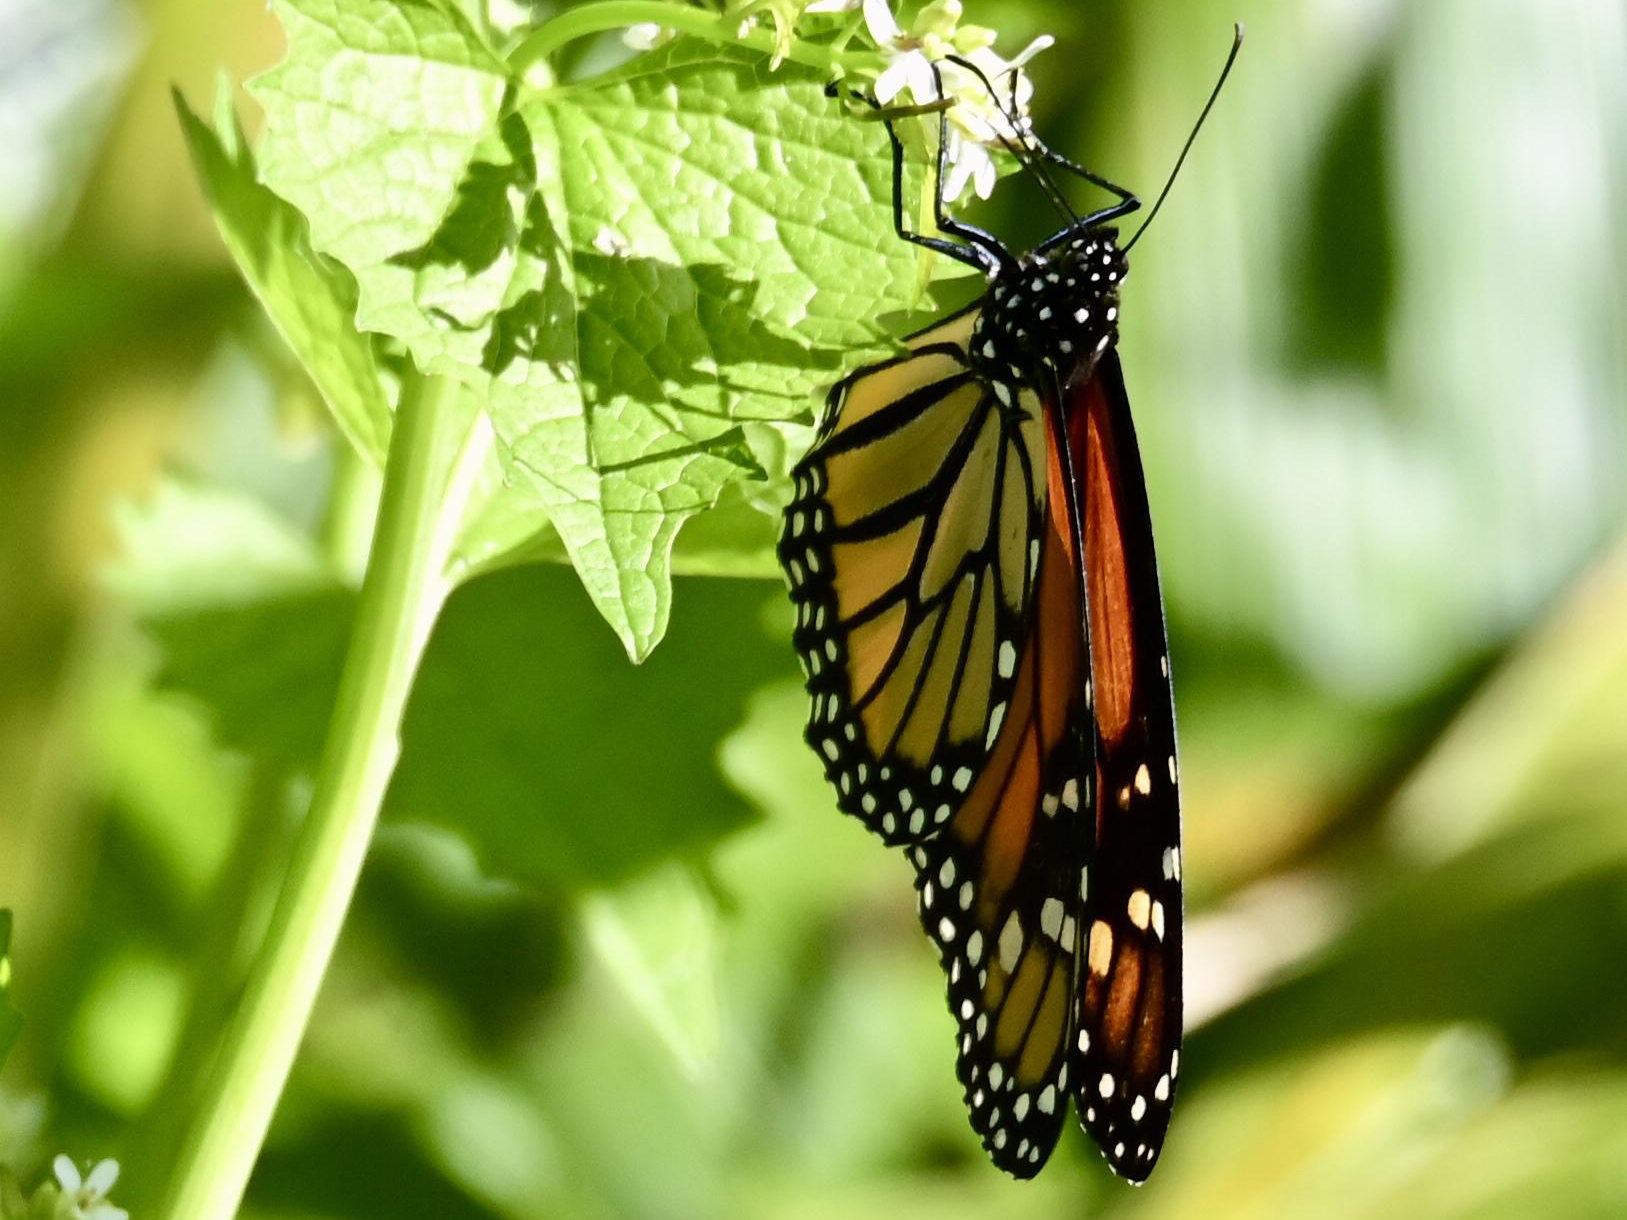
[385,109,848,437]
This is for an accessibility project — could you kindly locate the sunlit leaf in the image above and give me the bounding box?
[581,868,721,1079]
[252,3,943,656]
[105,475,334,613]
[175,88,392,466]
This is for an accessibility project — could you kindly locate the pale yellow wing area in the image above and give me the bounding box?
[780,305,1050,845]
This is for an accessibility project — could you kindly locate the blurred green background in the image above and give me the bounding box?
[3,0,1627,1217]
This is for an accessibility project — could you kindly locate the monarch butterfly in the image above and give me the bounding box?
[778,32,1242,1181]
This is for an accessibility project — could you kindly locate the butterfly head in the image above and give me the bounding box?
[972,231,1127,384]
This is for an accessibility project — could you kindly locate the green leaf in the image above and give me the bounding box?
[66,946,189,1115]
[356,824,568,1041]
[146,564,793,891]
[105,475,335,614]
[581,867,722,1079]
[390,564,790,885]
[178,80,564,583]
[251,0,513,370]
[0,911,20,1072]
[253,9,944,656]
[174,86,392,466]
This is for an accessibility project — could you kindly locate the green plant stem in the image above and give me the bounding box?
[509,0,870,76]
[156,374,479,1220]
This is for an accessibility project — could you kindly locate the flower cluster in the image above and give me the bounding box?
[850,0,1053,201]
[621,0,1053,204]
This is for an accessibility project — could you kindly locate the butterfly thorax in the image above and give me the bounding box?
[968,231,1128,391]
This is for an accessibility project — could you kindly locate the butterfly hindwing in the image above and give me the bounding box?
[781,306,1050,846]
[1065,351,1184,1182]
[910,406,1096,1177]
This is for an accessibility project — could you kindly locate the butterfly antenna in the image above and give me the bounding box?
[1124,23,1244,252]
[1001,62,1081,228]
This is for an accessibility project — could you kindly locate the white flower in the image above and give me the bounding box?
[802,0,859,12]
[621,22,670,50]
[860,0,1054,201]
[939,38,1054,145]
[940,127,995,203]
[52,1156,129,1220]
[864,0,936,108]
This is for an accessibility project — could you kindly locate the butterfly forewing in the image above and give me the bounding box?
[781,306,1050,846]
[907,405,1095,1174]
[1064,351,1184,1182]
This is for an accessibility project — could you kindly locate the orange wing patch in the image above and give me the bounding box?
[1083,403,1135,746]
[907,405,1094,1178]
[1066,353,1184,1183]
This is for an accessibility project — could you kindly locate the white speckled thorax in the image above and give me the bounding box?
[968,231,1128,385]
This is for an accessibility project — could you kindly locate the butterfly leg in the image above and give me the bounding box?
[1030,146,1141,247]
[1033,149,1139,211]
[881,110,1004,276]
